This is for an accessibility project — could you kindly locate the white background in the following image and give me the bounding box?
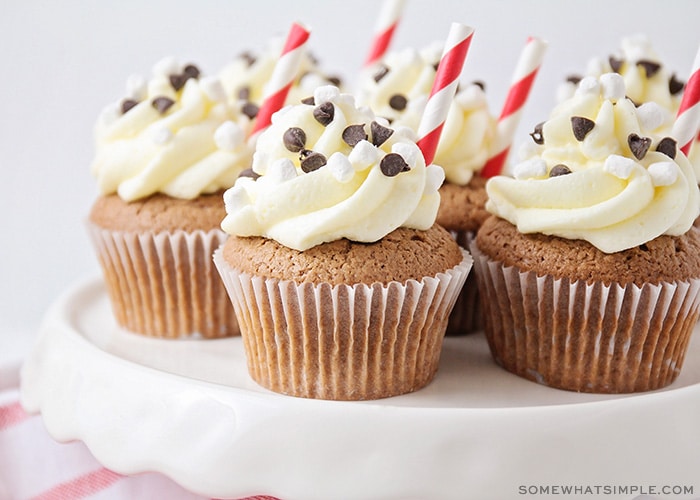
[1,0,699,364]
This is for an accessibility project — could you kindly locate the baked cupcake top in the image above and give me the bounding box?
[220,85,445,251]
[486,72,699,254]
[356,43,497,185]
[91,57,254,202]
[219,38,342,117]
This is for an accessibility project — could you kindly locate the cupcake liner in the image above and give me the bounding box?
[470,242,700,393]
[214,248,472,400]
[445,230,483,335]
[87,222,239,338]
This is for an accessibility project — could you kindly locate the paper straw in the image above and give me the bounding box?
[251,22,311,136]
[363,0,406,68]
[416,23,474,166]
[672,44,700,156]
[481,36,548,178]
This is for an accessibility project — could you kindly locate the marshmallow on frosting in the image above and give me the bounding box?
[486,73,700,254]
[221,85,445,251]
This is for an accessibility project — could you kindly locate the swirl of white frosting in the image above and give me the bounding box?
[221,86,444,251]
[487,73,700,254]
[357,43,497,186]
[91,58,254,201]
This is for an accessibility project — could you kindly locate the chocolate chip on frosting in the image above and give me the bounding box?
[183,64,201,79]
[342,124,368,146]
[530,122,545,145]
[300,151,327,172]
[327,75,342,87]
[609,56,624,73]
[549,164,572,177]
[373,64,389,83]
[566,75,582,85]
[169,65,201,92]
[242,102,259,119]
[388,94,407,111]
[152,96,175,114]
[669,74,685,95]
[283,127,307,152]
[571,116,595,141]
[636,60,661,78]
[301,97,315,105]
[169,74,187,91]
[370,121,393,147]
[121,99,139,114]
[313,102,335,126]
[656,137,677,159]
[628,133,652,160]
[380,153,409,177]
[472,80,486,91]
[238,86,251,100]
[239,51,256,67]
[238,168,260,180]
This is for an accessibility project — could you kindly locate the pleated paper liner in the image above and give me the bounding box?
[445,230,482,336]
[471,242,700,394]
[214,248,472,400]
[87,223,239,338]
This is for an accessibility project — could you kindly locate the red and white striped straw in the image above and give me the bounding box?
[672,44,700,156]
[416,23,475,166]
[251,22,311,136]
[481,36,548,178]
[363,0,406,68]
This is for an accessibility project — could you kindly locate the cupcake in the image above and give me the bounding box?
[214,85,471,400]
[88,57,254,338]
[357,43,498,334]
[473,72,700,393]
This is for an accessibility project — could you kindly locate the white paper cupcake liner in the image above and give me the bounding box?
[214,248,472,400]
[87,223,239,338]
[470,241,700,393]
[446,230,482,335]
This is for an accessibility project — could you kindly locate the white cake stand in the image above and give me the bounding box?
[20,277,700,500]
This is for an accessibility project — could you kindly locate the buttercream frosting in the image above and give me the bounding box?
[91,58,254,202]
[221,85,444,251]
[357,43,497,186]
[487,73,700,254]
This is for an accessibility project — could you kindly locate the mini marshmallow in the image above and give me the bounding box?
[391,142,419,168]
[152,126,173,145]
[392,125,418,142]
[125,74,147,101]
[223,185,251,212]
[266,158,298,183]
[200,76,227,102]
[556,82,576,103]
[455,84,487,109]
[214,121,244,151]
[604,154,636,179]
[585,57,606,76]
[648,161,679,186]
[327,152,355,183]
[636,102,666,131]
[313,85,341,105]
[425,164,446,193]
[576,76,600,96]
[99,102,121,126]
[513,158,547,179]
[152,56,181,77]
[599,73,626,101]
[348,140,379,170]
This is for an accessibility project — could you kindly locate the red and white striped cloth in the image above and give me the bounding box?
[0,370,280,500]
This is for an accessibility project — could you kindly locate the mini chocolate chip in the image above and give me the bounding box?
[373,64,389,83]
[432,62,440,72]
[152,96,175,114]
[530,122,545,145]
[239,51,256,67]
[301,96,315,105]
[609,56,624,73]
[636,60,661,78]
[669,73,685,95]
[299,149,313,159]
[389,94,407,111]
[241,102,259,119]
[121,99,139,114]
[238,87,250,100]
[183,64,200,79]
[313,102,335,126]
[571,116,595,141]
[380,153,409,177]
[549,164,572,177]
[371,121,394,147]
[169,74,187,91]
[283,127,307,152]
[238,168,260,180]
[628,133,652,160]
[656,137,677,159]
[342,124,368,146]
[566,75,582,85]
[327,75,342,87]
[472,80,486,91]
[300,151,327,173]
